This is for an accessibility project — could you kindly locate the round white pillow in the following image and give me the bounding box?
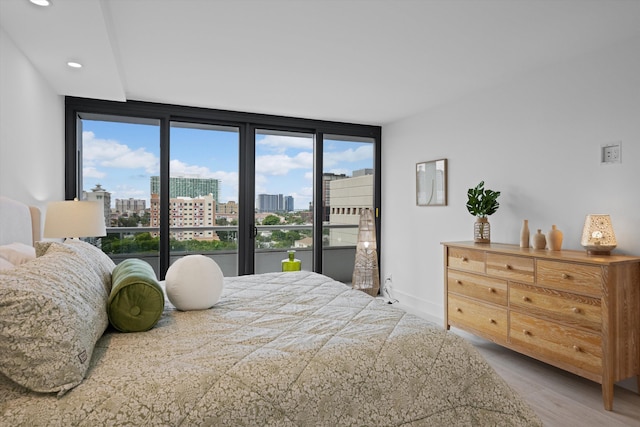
[165,255,224,311]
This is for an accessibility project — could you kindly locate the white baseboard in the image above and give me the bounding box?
[386,288,443,326]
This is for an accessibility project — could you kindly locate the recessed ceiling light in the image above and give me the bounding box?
[67,61,83,69]
[30,0,51,6]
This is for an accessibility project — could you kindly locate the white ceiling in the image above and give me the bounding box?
[1,0,639,125]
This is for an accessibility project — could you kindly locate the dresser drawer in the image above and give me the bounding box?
[486,253,534,283]
[447,247,485,273]
[448,294,507,343]
[537,260,602,297]
[447,270,507,306]
[510,283,601,333]
[510,312,602,376]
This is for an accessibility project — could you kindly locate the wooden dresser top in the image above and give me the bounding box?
[442,241,640,265]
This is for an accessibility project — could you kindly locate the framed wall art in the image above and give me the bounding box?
[416,158,447,206]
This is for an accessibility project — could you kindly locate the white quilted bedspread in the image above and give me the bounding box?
[1,271,541,426]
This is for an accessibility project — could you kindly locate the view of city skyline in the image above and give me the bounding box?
[82,120,373,211]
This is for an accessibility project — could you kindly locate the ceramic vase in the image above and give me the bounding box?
[547,225,563,251]
[520,219,530,248]
[532,229,546,250]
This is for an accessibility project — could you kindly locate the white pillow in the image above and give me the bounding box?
[0,242,35,266]
[0,257,14,271]
[165,255,224,311]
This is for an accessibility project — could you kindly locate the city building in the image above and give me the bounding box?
[217,200,238,215]
[257,193,283,213]
[150,193,218,241]
[150,176,220,201]
[284,195,294,212]
[83,184,111,227]
[328,171,373,246]
[115,198,146,215]
[322,173,348,222]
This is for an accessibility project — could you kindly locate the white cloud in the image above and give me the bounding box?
[111,185,149,201]
[83,131,159,174]
[256,151,313,176]
[324,144,373,168]
[256,134,313,153]
[83,166,106,179]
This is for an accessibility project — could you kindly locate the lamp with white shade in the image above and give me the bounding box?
[44,198,106,239]
[580,214,617,255]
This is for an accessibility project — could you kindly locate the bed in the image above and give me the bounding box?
[0,196,542,426]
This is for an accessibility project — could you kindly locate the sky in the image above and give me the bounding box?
[81,119,373,211]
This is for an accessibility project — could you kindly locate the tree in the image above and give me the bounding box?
[262,215,281,225]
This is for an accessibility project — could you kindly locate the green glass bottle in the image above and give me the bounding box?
[281,250,301,271]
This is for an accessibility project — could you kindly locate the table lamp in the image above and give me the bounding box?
[580,214,617,255]
[44,198,106,239]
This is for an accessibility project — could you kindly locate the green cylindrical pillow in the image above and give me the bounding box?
[108,259,164,332]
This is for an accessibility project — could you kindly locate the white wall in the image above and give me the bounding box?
[381,34,640,321]
[0,28,64,213]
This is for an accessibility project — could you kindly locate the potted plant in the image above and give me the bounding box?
[466,181,501,243]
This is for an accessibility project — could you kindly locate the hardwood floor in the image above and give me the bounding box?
[454,329,640,426]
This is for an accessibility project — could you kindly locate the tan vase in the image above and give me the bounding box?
[520,219,530,248]
[532,229,546,249]
[474,217,490,243]
[547,225,563,251]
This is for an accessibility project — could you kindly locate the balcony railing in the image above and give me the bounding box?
[101,224,359,282]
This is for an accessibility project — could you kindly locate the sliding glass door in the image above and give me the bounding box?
[169,122,240,276]
[67,98,380,282]
[253,129,314,273]
[79,115,162,274]
[321,135,375,281]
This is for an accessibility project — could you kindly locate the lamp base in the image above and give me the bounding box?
[585,248,614,256]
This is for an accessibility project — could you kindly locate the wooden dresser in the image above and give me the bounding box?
[442,241,640,410]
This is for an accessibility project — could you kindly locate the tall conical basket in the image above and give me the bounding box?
[352,208,380,296]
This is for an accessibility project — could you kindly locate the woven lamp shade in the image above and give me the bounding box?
[352,208,380,296]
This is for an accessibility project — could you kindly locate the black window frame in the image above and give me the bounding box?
[65,96,381,279]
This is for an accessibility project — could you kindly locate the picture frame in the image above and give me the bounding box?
[416,158,447,206]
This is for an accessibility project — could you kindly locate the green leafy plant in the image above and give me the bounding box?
[466,181,501,217]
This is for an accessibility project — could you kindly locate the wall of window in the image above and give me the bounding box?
[65,97,381,281]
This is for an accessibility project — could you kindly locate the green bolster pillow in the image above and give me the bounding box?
[108,259,164,332]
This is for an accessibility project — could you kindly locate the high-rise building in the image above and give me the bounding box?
[284,195,294,212]
[150,193,217,241]
[217,201,238,214]
[115,198,146,214]
[83,183,111,227]
[257,193,283,213]
[328,171,374,246]
[322,173,348,222]
[150,176,220,201]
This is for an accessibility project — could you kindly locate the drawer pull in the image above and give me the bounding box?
[456,307,462,313]
[488,287,494,293]
[504,264,512,270]
[572,307,581,314]
[522,296,530,302]
[573,345,581,352]
[522,329,531,336]
[461,257,468,262]
[489,318,496,324]
[456,280,462,285]
[562,273,571,279]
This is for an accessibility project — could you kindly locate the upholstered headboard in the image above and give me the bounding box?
[0,196,41,246]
